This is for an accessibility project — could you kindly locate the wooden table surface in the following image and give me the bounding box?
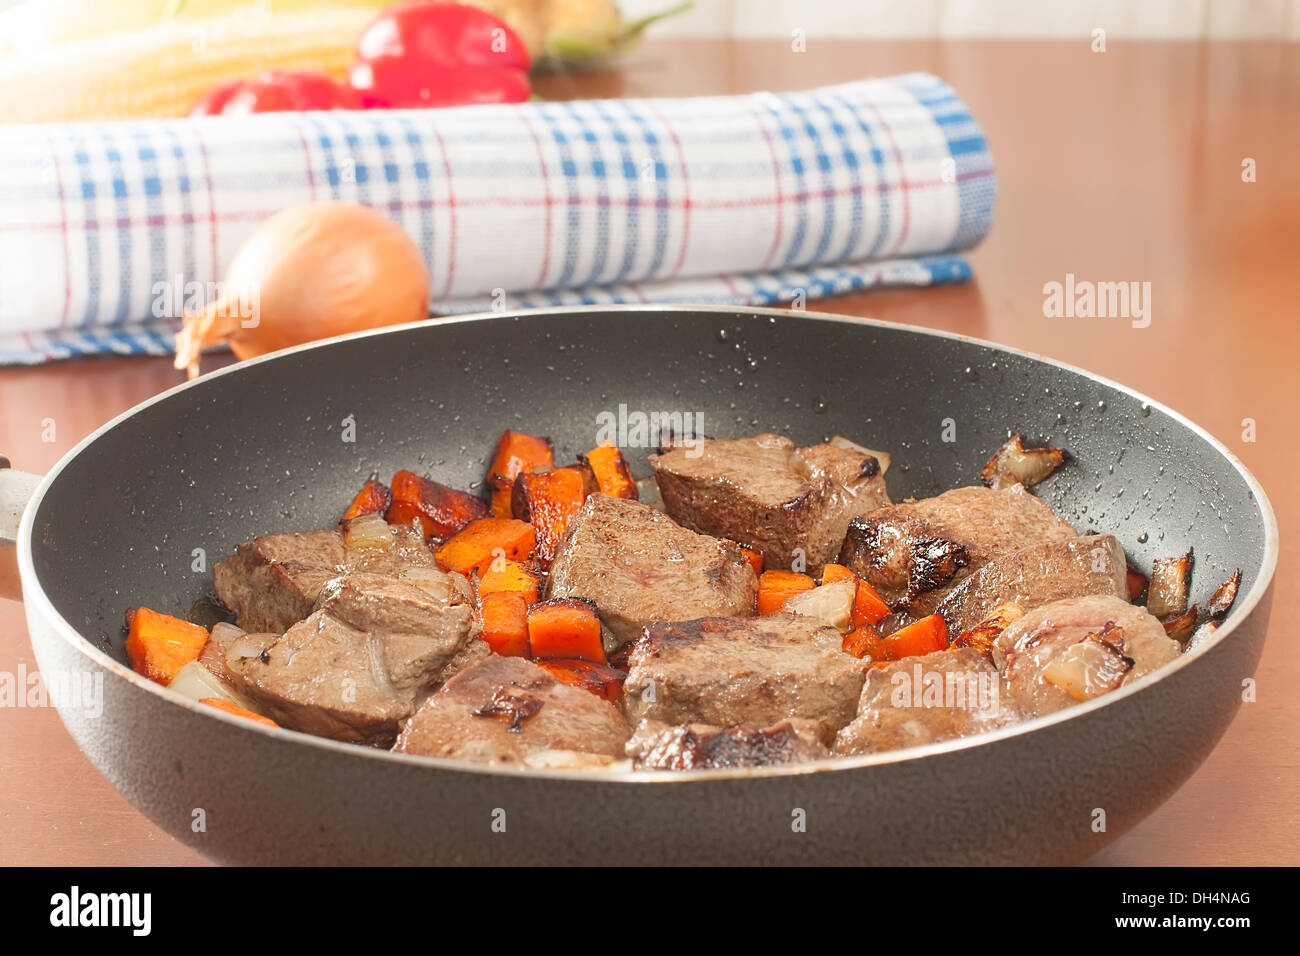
[1,38,1296,866]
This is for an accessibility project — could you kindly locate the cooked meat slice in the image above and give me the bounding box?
[933,534,1129,636]
[224,571,478,745]
[839,485,1077,617]
[994,595,1179,718]
[833,647,1018,755]
[214,523,443,634]
[315,572,478,692]
[393,655,630,765]
[545,494,758,651]
[213,530,346,633]
[650,434,890,574]
[226,614,414,746]
[627,717,828,770]
[622,614,866,738]
[438,637,492,683]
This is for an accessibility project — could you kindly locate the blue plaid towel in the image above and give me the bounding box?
[0,73,994,364]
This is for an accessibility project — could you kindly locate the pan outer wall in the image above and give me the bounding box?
[21,308,1277,864]
[26,588,1270,865]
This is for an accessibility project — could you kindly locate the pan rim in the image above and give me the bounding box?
[17,304,1280,784]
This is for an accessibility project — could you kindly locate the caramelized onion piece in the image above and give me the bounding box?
[784,578,856,633]
[1161,604,1198,645]
[473,683,544,732]
[1041,621,1133,701]
[1208,569,1241,619]
[342,512,395,550]
[979,434,1067,489]
[168,660,261,713]
[953,602,1025,655]
[1147,548,1193,618]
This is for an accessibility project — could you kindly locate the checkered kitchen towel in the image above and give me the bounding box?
[0,72,994,364]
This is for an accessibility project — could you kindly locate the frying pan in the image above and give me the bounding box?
[2,306,1278,865]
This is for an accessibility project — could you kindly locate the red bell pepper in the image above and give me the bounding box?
[189,71,360,116]
[349,1,532,110]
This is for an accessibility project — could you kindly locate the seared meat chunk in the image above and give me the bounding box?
[650,434,890,574]
[622,614,866,739]
[214,522,440,633]
[225,569,478,745]
[935,533,1128,636]
[213,530,346,633]
[995,595,1179,718]
[627,717,828,770]
[315,571,477,692]
[227,615,412,745]
[545,494,759,652]
[393,655,630,766]
[834,647,1017,755]
[839,484,1076,618]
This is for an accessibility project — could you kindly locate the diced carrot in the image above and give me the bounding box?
[434,517,536,577]
[340,477,392,525]
[579,442,638,500]
[486,430,554,518]
[882,614,949,661]
[126,607,209,685]
[842,624,887,660]
[511,466,593,568]
[851,579,891,628]
[952,603,1024,654]
[199,697,279,728]
[527,598,605,663]
[479,591,531,657]
[386,470,490,542]
[536,658,626,702]
[477,558,542,604]
[821,563,856,585]
[756,569,816,614]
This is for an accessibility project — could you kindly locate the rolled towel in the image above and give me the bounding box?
[0,72,994,364]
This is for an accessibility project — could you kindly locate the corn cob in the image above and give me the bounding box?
[0,8,373,123]
[0,0,392,57]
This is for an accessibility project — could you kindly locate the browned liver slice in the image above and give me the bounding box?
[213,530,347,633]
[627,717,828,770]
[839,484,1077,620]
[650,434,889,574]
[934,533,1129,636]
[546,493,758,652]
[833,647,1018,756]
[393,655,631,766]
[622,613,866,739]
[994,594,1179,719]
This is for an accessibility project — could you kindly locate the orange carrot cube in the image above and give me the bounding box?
[126,607,209,685]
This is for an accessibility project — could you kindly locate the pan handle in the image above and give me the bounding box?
[1,457,42,602]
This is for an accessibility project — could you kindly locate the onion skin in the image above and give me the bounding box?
[175,201,430,376]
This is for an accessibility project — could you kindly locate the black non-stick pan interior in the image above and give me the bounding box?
[29,308,1268,664]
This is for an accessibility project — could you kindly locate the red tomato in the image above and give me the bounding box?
[355,1,531,73]
[190,71,360,116]
[348,57,532,109]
